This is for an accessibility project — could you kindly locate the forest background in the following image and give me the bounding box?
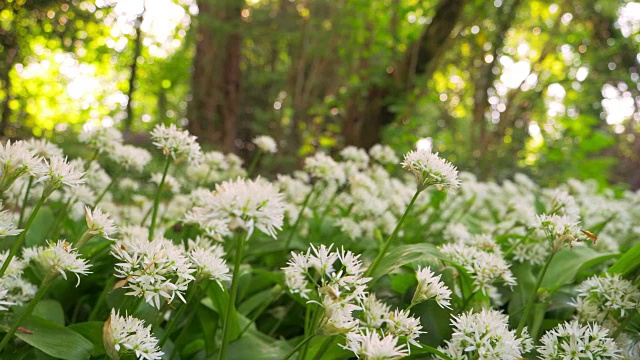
[1,0,639,189]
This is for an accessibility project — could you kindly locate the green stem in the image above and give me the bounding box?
[149,157,171,241]
[0,272,56,353]
[169,308,198,359]
[407,344,454,360]
[282,334,316,360]
[74,231,94,250]
[85,148,100,171]
[218,232,250,360]
[95,179,114,206]
[0,194,47,277]
[239,288,282,337]
[48,197,73,239]
[366,188,422,278]
[311,336,335,360]
[246,151,262,178]
[283,184,316,250]
[18,176,34,227]
[159,281,200,348]
[516,251,556,336]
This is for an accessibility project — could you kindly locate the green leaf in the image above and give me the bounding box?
[32,300,65,326]
[224,327,291,360]
[15,315,93,360]
[68,321,105,356]
[608,242,640,276]
[370,244,444,281]
[541,247,616,291]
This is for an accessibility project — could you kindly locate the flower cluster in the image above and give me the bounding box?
[24,240,92,286]
[411,266,452,309]
[537,320,619,359]
[401,149,460,191]
[105,309,163,360]
[150,123,202,164]
[253,135,278,153]
[572,273,640,322]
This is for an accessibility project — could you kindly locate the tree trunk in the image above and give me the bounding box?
[188,0,243,151]
[342,0,466,149]
[123,8,145,134]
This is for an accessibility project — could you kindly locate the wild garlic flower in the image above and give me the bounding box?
[151,172,181,194]
[0,207,22,237]
[41,156,85,195]
[25,138,64,159]
[538,321,620,360]
[150,123,202,165]
[534,214,588,252]
[253,135,278,153]
[188,177,285,239]
[105,309,163,360]
[341,329,409,360]
[385,309,424,349]
[78,125,123,153]
[85,206,117,240]
[340,146,370,168]
[361,294,391,328]
[304,152,347,185]
[27,240,92,286]
[369,144,399,165]
[439,309,533,360]
[572,273,640,322]
[187,236,231,283]
[111,236,195,309]
[440,243,516,294]
[0,252,37,305]
[0,288,14,311]
[412,266,452,309]
[0,140,46,191]
[401,149,460,191]
[110,145,152,172]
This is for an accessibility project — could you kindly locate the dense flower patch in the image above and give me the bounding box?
[0,125,639,359]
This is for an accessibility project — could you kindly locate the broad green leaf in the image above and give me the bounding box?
[15,315,93,360]
[32,300,65,326]
[68,321,105,356]
[370,244,444,281]
[224,327,291,360]
[608,242,640,276]
[541,247,616,291]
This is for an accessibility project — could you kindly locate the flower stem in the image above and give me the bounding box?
[18,176,34,227]
[218,231,250,360]
[95,179,114,206]
[0,272,56,353]
[283,184,316,250]
[159,280,200,348]
[74,231,94,250]
[0,193,47,278]
[516,251,556,336]
[411,343,454,360]
[311,336,335,360]
[246,151,262,178]
[149,157,171,241]
[366,188,422,278]
[282,334,316,360]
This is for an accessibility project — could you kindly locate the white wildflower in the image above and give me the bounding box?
[85,206,117,240]
[28,240,92,286]
[105,309,163,360]
[369,144,399,165]
[538,320,620,359]
[386,309,424,348]
[304,152,346,185]
[0,207,22,237]
[0,288,14,311]
[78,125,123,152]
[110,145,152,172]
[41,156,85,195]
[25,138,64,159]
[361,294,391,328]
[151,172,181,194]
[572,273,640,322]
[401,149,460,191]
[188,177,285,239]
[150,123,202,165]
[440,309,532,360]
[341,146,370,168]
[534,214,588,251]
[0,140,46,191]
[187,237,231,283]
[253,135,278,153]
[412,266,452,309]
[341,329,409,360]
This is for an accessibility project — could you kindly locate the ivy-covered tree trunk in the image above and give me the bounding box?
[342,0,466,149]
[188,0,243,151]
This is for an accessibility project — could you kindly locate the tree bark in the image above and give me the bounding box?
[123,7,145,134]
[342,0,466,149]
[188,0,243,151]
